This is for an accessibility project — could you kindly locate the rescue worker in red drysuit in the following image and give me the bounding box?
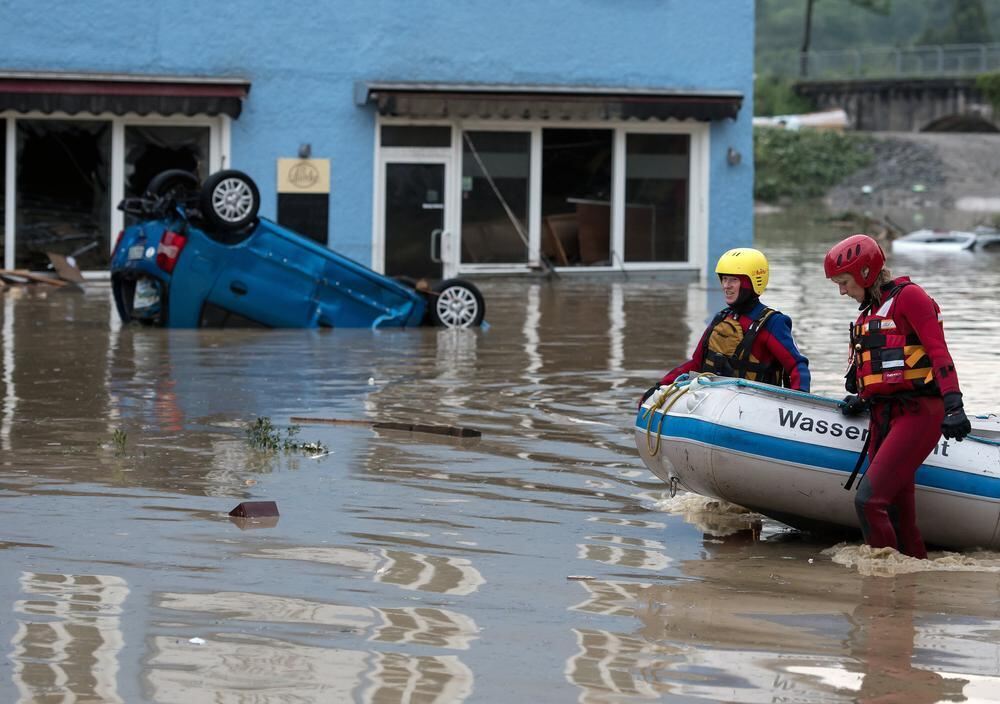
[653,247,810,392]
[825,234,971,559]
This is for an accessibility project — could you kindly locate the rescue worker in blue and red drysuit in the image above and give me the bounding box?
[825,233,971,559]
[655,247,811,392]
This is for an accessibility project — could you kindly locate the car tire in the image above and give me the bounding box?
[429,279,485,328]
[145,170,200,203]
[200,170,260,232]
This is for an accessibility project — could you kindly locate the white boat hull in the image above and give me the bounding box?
[635,378,1000,550]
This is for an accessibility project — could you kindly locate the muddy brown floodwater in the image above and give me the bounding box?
[3,210,1000,703]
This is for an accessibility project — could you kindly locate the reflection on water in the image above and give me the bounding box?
[11,572,127,704]
[566,628,676,702]
[250,545,486,596]
[157,591,478,650]
[147,635,474,703]
[563,534,1000,703]
[4,209,1000,702]
[578,534,672,571]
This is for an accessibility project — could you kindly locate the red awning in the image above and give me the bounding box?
[0,70,251,118]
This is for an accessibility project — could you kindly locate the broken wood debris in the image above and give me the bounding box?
[290,416,482,438]
[46,252,87,284]
[0,252,87,289]
[0,269,70,287]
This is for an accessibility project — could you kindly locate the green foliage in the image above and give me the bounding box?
[754,75,817,116]
[757,0,1000,55]
[975,70,1000,110]
[245,417,328,454]
[754,127,873,202]
[918,0,993,45]
[112,428,127,456]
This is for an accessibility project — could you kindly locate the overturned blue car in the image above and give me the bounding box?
[111,169,485,329]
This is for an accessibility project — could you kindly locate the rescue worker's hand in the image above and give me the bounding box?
[840,394,868,417]
[638,385,659,409]
[941,391,972,442]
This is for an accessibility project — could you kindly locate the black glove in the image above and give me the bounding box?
[844,369,858,394]
[639,384,659,409]
[840,394,868,417]
[941,391,972,442]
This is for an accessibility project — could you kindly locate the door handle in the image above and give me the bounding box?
[430,229,443,263]
[230,280,248,296]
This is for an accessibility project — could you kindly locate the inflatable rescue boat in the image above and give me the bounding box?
[635,375,1000,550]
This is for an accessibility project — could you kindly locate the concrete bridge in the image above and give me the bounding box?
[759,43,1000,131]
[794,77,996,132]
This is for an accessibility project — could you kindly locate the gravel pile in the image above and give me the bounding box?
[826,135,951,213]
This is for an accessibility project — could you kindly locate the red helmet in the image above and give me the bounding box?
[824,234,885,288]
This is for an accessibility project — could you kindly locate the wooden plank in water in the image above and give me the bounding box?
[0,269,69,287]
[290,416,482,438]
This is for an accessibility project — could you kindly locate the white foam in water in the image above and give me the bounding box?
[654,491,762,536]
[655,491,752,516]
[825,543,1000,576]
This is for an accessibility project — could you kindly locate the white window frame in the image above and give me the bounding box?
[1,111,229,274]
[373,115,709,277]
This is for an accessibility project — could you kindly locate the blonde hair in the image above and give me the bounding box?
[867,268,893,304]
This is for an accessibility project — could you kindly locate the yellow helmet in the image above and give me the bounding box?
[715,248,769,295]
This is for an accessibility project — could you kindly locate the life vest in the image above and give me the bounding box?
[701,307,785,385]
[851,283,937,398]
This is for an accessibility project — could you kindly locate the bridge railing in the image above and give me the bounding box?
[758,43,1000,80]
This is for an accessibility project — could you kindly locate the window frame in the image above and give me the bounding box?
[1,110,228,274]
[373,115,709,277]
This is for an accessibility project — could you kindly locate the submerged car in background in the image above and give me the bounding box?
[111,170,485,329]
[891,226,1000,254]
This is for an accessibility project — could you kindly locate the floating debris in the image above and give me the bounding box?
[229,501,279,518]
[291,416,481,438]
[245,417,329,453]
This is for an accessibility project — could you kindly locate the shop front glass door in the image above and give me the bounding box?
[384,162,446,279]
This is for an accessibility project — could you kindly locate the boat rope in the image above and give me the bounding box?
[638,374,1000,448]
[639,382,678,457]
[639,372,716,456]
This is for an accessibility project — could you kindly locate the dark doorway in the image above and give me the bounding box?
[16,120,111,270]
[125,125,210,198]
[541,129,613,266]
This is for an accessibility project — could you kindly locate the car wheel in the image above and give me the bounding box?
[145,170,200,206]
[430,279,485,328]
[200,170,260,231]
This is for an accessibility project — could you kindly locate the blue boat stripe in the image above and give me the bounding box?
[637,411,1000,500]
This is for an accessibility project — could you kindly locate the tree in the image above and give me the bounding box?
[799,0,892,76]
[917,0,993,45]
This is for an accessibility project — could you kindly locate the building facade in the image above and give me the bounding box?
[1,1,754,280]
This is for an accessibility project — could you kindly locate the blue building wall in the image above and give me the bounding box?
[5,0,754,267]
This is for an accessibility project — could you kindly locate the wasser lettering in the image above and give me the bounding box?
[776,408,865,442]
[776,407,951,456]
